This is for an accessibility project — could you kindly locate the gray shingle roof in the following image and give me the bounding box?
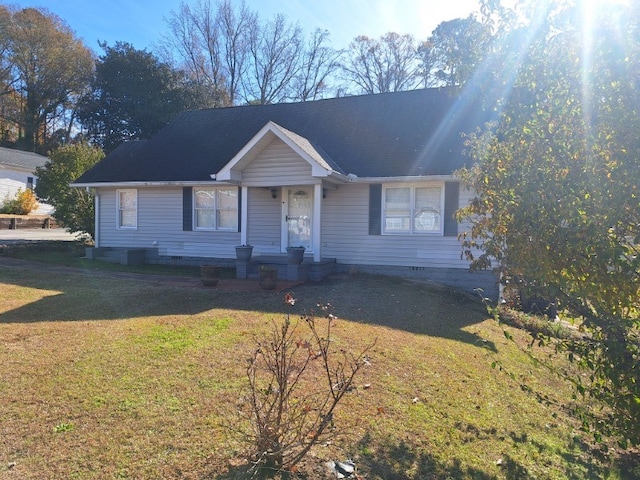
[0,146,48,172]
[268,122,345,175]
[75,87,495,184]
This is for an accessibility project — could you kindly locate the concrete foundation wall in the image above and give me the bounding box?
[336,263,499,300]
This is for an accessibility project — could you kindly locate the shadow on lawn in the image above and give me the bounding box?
[0,260,496,351]
[298,275,497,352]
[352,434,514,480]
[203,424,621,480]
[208,434,528,479]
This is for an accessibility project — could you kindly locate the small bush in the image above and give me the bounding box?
[1,188,38,215]
[232,295,375,477]
[497,306,575,340]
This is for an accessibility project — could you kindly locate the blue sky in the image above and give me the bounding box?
[11,0,494,52]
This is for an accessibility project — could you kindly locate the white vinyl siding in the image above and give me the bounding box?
[246,187,281,254]
[97,187,241,256]
[117,189,137,229]
[241,139,313,186]
[93,178,473,270]
[383,184,443,235]
[193,187,238,231]
[321,183,470,269]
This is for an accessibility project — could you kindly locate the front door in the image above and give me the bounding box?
[283,186,313,252]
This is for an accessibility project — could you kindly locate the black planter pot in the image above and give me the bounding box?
[235,245,253,262]
[286,246,305,264]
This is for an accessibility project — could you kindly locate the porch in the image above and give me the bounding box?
[84,247,336,283]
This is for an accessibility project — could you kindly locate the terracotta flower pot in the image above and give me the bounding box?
[200,265,220,286]
[258,265,278,290]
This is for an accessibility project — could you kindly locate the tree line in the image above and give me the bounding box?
[0,0,489,155]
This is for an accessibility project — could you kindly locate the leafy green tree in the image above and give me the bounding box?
[427,16,491,87]
[1,6,93,153]
[0,5,16,98]
[457,0,640,446]
[34,143,103,237]
[78,42,207,153]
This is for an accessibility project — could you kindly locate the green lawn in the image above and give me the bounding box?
[0,247,635,479]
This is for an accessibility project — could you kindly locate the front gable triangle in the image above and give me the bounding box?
[215,121,346,182]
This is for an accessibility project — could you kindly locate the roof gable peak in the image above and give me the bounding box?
[215,121,345,182]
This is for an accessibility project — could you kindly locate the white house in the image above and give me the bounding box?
[72,88,498,296]
[0,146,53,215]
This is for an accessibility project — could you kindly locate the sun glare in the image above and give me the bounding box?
[578,0,630,132]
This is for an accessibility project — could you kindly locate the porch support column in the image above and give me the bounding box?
[94,190,100,247]
[313,183,322,262]
[240,186,248,245]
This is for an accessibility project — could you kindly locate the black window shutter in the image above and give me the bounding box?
[443,182,459,237]
[369,184,382,235]
[183,187,193,231]
[237,188,242,233]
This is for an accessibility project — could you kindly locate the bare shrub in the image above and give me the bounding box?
[234,294,375,477]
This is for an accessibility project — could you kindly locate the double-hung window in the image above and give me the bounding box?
[194,187,238,231]
[117,189,138,229]
[383,184,443,234]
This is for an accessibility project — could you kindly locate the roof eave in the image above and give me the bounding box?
[347,174,458,183]
[323,170,350,184]
[70,180,229,188]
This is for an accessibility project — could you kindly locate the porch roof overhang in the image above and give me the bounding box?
[214,121,350,184]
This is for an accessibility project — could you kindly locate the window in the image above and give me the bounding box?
[194,187,238,231]
[383,184,443,234]
[117,189,138,229]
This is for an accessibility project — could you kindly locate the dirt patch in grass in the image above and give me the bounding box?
[0,254,636,479]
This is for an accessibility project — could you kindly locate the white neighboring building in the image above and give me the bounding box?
[0,146,53,215]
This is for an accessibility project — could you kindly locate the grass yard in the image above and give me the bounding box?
[0,247,636,479]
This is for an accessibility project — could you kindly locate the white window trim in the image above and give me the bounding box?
[116,188,138,230]
[193,186,239,232]
[382,182,444,235]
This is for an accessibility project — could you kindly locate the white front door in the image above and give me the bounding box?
[282,186,313,252]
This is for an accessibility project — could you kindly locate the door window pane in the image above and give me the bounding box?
[287,188,312,250]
